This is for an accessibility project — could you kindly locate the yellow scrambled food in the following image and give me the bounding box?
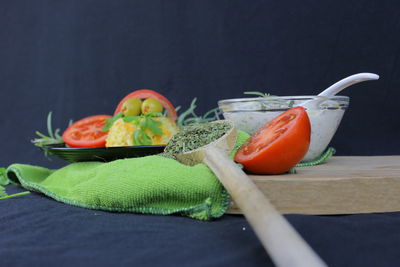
[105,117,179,147]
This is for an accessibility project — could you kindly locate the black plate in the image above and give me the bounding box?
[40,144,166,163]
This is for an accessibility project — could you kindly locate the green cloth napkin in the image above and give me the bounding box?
[5,131,250,221]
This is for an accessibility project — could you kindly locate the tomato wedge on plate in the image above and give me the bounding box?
[235,107,311,175]
[114,89,177,121]
[62,115,112,148]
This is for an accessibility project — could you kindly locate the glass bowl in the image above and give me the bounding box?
[218,96,349,162]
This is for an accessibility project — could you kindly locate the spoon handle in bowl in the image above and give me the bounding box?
[318,72,379,97]
[203,146,327,267]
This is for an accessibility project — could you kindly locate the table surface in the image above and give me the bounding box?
[229,156,400,215]
[1,167,400,267]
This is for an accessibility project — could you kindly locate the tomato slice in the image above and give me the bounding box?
[114,89,177,121]
[62,115,112,148]
[234,107,311,174]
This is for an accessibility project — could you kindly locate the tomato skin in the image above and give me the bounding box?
[234,107,311,174]
[62,115,112,148]
[114,89,177,121]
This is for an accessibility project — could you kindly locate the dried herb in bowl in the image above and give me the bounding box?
[162,121,232,159]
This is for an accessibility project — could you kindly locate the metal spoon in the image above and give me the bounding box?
[176,121,327,267]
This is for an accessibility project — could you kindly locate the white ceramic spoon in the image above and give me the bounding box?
[301,72,379,109]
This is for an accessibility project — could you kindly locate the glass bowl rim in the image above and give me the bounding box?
[218,95,349,105]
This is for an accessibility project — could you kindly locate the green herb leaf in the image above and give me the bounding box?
[0,168,9,187]
[176,98,222,128]
[0,191,30,200]
[123,115,140,123]
[0,187,7,198]
[31,111,65,148]
[132,129,142,145]
[144,112,163,117]
[177,98,198,128]
[47,111,55,139]
[140,131,152,145]
[132,128,152,146]
[243,91,276,97]
[0,168,30,200]
[145,117,163,135]
[102,113,123,132]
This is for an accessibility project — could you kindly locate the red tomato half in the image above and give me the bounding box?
[114,89,177,121]
[235,107,311,174]
[62,115,112,148]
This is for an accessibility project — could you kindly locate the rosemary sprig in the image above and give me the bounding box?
[0,191,30,200]
[31,111,65,147]
[0,168,30,200]
[176,98,221,128]
[243,91,295,108]
[244,91,276,98]
[0,168,9,187]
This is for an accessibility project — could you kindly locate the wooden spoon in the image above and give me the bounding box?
[176,121,327,267]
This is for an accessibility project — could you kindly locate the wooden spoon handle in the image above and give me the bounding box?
[204,146,327,267]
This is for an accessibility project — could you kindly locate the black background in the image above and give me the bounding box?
[2,2,400,267]
[1,0,399,168]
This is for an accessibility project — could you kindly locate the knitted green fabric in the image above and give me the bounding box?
[5,130,250,221]
[296,147,336,167]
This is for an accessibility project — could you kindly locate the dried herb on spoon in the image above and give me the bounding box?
[162,121,232,159]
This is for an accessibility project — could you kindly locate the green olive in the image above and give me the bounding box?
[121,98,142,116]
[141,98,163,114]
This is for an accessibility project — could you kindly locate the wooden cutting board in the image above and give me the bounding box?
[227,156,400,215]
